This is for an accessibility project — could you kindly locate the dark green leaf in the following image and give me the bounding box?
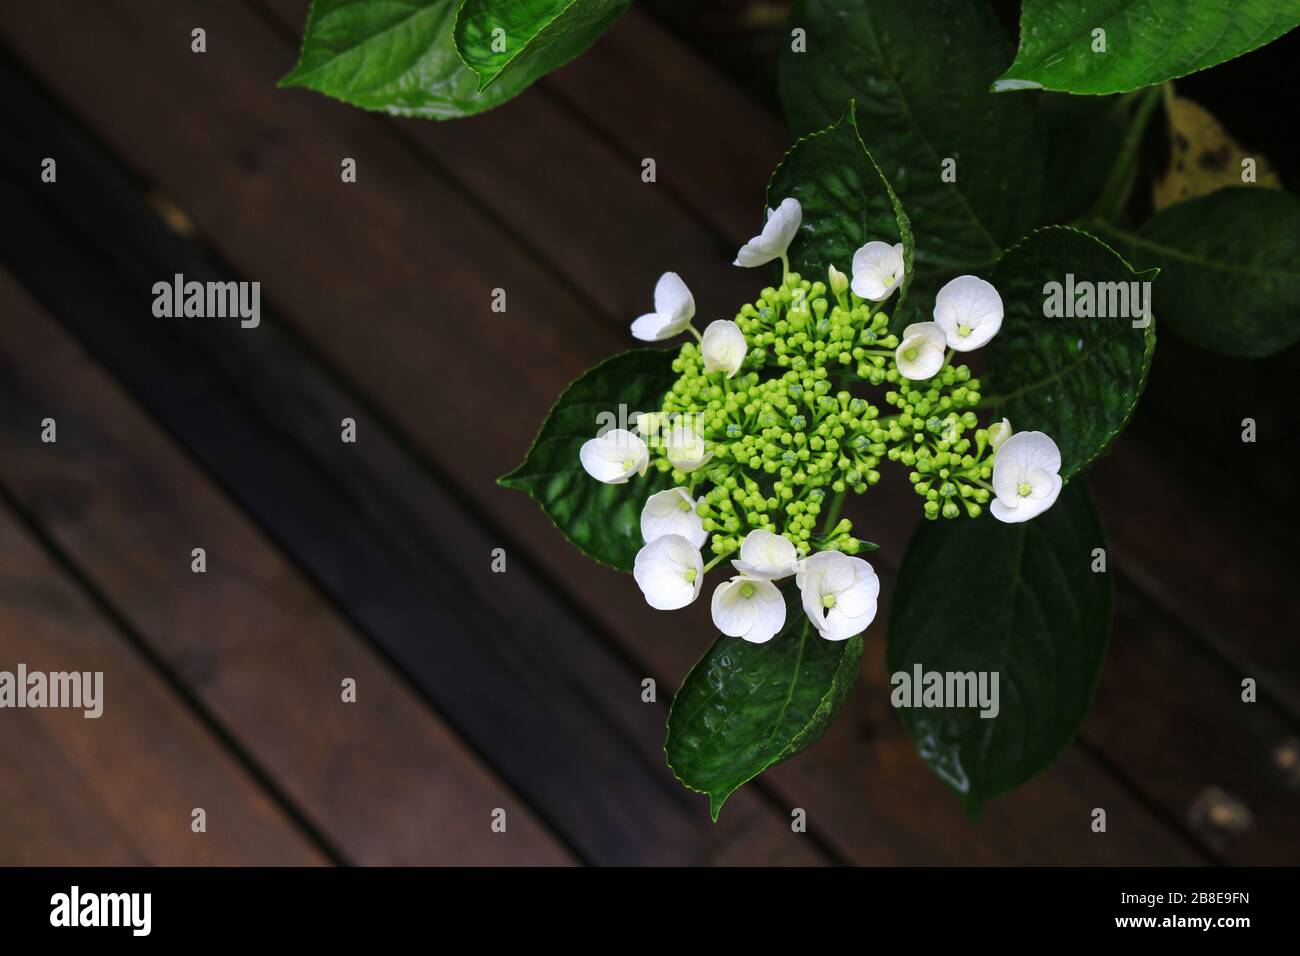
[887,481,1111,815]
[1036,93,1129,225]
[1096,188,1300,358]
[280,0,530,119]
[666,586,864,820]
[499,349,676,571]
[780,0,1044,278]
[454,0,630,92]
[996,0,1300,95]
[987,226,1157,479]
[767,102,914,303]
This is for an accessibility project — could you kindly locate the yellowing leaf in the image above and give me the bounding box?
[1155,87,1281,210]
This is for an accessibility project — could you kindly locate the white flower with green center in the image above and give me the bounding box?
[796,551,880,641]
[933,275,1003,351]
[711,576,787,644]
[990,431,1063,523]
[987,417,1012,452]
[700,319,748,378]
[731,528,799,580]
[734,197,802,269]
[579,428,648,484]
[850,241,905,301]
[894,321,947,380]
[633,534,704,610]
[640,487,707,548]
[665,421,713,473]
[630,271,696,342]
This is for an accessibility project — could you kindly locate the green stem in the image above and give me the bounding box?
[1088,84,1163,224]
[819,489,846,534]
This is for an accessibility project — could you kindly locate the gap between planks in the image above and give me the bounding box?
[0,0,1248,868]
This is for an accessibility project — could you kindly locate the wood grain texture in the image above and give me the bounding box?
[256,0,767,328]
[0,0,1203,863]
[0,267,573,866]
[1,0,1287,864]
[0,506,325,865]
[0,22,820,865]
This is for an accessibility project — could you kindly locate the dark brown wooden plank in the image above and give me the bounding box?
[0,0,1206,862]
[0,23,821,865]
[0,267,574,866]
[1139,332,1300,518]
[0,715,147,865]
[1091,425,1300,720]
[1087,587,1300,865]
[544,7,788,242]
[0,504,326,865]
[256,0,765,328]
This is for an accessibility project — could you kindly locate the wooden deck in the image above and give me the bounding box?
[0,0,1295,865]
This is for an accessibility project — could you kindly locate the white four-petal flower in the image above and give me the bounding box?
[630,271,696,342]
[700,319,748,378]
[633,534,704,610]
[851,241,905,301]
[989,430,1063,524]
[894,321,947,381]
[796,551,880,641]
[933,275,1003,351]
[579,428,648,484]
[665,421,713,473]
[734,197,802,268]
[640,487,707,548]
[731,529,799,580]
[711,576,787,644]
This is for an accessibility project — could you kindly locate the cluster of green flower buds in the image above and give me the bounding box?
[640,261,1012,567]
[581,198,1062,639]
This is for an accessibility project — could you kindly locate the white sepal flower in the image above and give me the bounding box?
[731,529,799,580]
[895,321,947,380]
[734,197,801,268]
[711,576,786,644]
[630,271,695,342]
[633,534,704,610]
[700,319,747,378]
[987,417,1012,452]
[850,241,905,301]
[640,487,707,548]
[989,431,1063,524]
[796,551,880,641]
[579,428,648,484]
[933,275,1003,351]
[665,422,713,473]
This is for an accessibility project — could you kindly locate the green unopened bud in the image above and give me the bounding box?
[828,264,849,298]
[987,417,1012,452]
